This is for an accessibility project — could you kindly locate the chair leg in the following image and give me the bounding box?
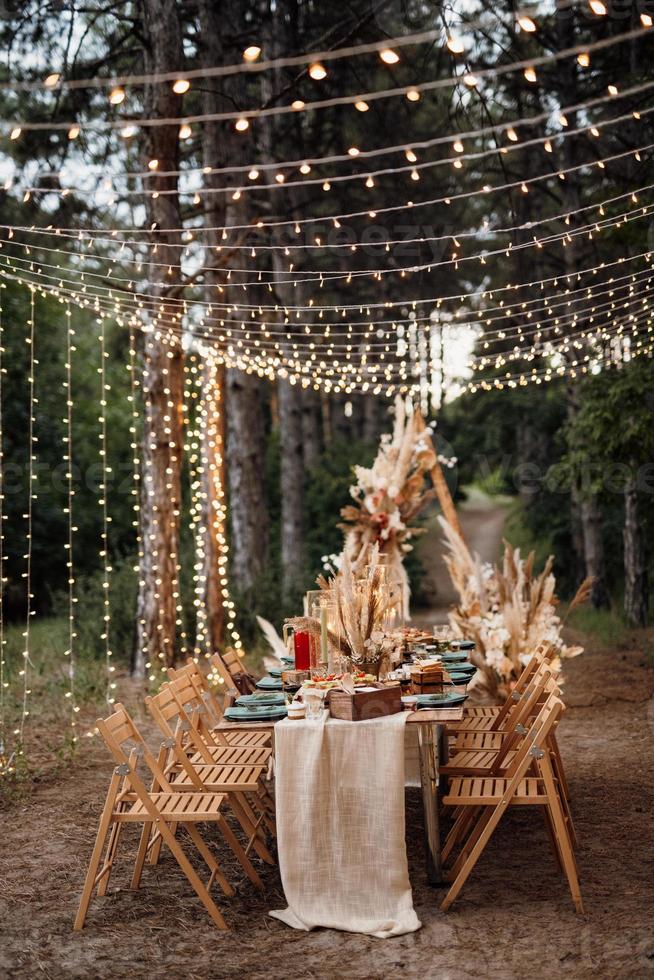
[96,821,124,897]
[542,806,564,873]
[184,823,235,897]
[74,774,120,930]
[540,757,584,914]
[445,807,495,883]
[216,814,264,891]
[131,822,154,889]
[441,804,505,911]
[230,793,275,865]
[157,820,229,930]
[442,805,480,865]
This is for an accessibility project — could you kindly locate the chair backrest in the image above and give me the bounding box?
[501,694,565,791]
[168,660,225,727]
[492,666,559,770]
[210,653,239,692]
[166,675,220,763]
[96,703,171,791]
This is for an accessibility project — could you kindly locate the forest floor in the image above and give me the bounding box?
[1,501,654,979]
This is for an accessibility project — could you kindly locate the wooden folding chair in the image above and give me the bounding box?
[443,668,557,778]
[167,659,271,748]
[146,683,275,866]
[447,645,556,734]
[440,696,583,913]
[74,705,258,931]
[212,649,257,694]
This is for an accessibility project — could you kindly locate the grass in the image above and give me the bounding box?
[565,605,633,651]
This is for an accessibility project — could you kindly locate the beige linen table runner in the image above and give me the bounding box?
[270,711,421,937]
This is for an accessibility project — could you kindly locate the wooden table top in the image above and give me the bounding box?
[214,704,464,732]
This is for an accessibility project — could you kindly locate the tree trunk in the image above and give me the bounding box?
[134,0,185,675]
[579,494,609,610]
[226,369,269,591]
[278,379,305,595]
[197,0,269,603]
[624,466,648,627]
[200,359,226,651]
[301,388,322,469]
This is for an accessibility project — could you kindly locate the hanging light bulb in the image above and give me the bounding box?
[243,45,262,62]
[275,172,285,183]
[109,86,125,105]
[68,125,80,140]
[148,158,159,170]
[524,66,537,82]
[405,148,417,162]
[179,123,192,139]
[354,100,369,112]
[309,62,327,80]
[589,0,607,14]
[9,127,21,140]
[544,139,553,153]
[299,162,311,174]
[446,35,465,54]
[641,12,653,25]
[406,88,421,102]
[248,168,259,180]
[517,13,537,31]
[120,125,136,138]
[410,168,420,181]
[506,127,518,142]
[453,139,464,153]
[322,181,331,191]
[348,146,360,156]
[44,72,60,88]
[608,84,618,95]
[365,175,375,188]
[558,113,569,126]
[291,99,305,111]
[379,48,399,64]
[577,52,590,67]
[235,117,250,132]
[172,79,190,94]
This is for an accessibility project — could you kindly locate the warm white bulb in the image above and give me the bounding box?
[235,117,250,132]
[524,66,537,82]
[354,100,369,112]
[405,148,417,162]
[179,123,192,139]
[348,146,360,156]
[517,14,537,31]
[309,62,327,80]
[148,158,159,170]
[453,139,464,153]
[172,79,190,94]
[641,12,653,25]
[589,0,606,14]
[463,73,478,87]
[506,127,518,142]
[577,52,590,67]
[109,86,125,105]
[299,162,311,174]
[379,48,399,64]
[608,84,618,95]
[243,45,262,62]
[446,35,465,54]
[44,73,60,88]
[291,99,305,111]
[406,88,421,102]
[121,125,136,138]
[10,127,21,140]
[68,125,80,140]
[248,168,259,180]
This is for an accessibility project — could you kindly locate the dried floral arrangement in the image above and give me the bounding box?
[333,397,455,616]
[286,546,399,676]
[439,516,589,700]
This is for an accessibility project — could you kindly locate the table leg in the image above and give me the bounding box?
[418,722,442,885]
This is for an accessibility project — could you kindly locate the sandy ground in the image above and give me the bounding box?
[2,504,654,979]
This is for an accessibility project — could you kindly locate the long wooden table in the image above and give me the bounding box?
[214,704,464,885]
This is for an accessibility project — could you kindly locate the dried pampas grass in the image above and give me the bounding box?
[439,517,586,701]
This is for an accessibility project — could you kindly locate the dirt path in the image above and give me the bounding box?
[413,493,509,624]
[2,626,654,978]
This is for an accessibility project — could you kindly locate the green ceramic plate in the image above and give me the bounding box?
[440,653,469,663]
[255,676,284,691]
[267,667,283,678]
[281,656,295,667]
[451,640,475,651]
[224,705,288,722]
[414,691,468,707]
[236,693,286,706]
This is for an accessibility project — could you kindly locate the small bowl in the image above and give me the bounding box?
[287,702,306,720]
[401,695,418,712]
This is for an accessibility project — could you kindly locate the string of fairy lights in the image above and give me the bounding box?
[0,3,653,771]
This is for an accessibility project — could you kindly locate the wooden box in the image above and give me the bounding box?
[410,665,445,695]
[327,682,402,721]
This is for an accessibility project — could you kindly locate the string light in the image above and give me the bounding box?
[97,316,114,706]
[63,304,79,740]
[44,73,60,88]
[308,62,327,80]
[589,0,607,14]
[126,324,144,670]
[234,117,250,132]
[19,289,37,757]
[446,36,465,54]
[517,13,537,32]
[0,293,5,773]
[109,86,125,105]
[242,45,262,62]
[379,48,399,64]
[172,78,190,94]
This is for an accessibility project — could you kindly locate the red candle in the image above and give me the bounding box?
[293,630,311,670]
